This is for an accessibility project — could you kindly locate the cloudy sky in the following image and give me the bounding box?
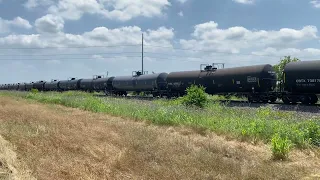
[1,0,320,84]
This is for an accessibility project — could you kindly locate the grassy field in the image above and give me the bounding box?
[0,90,319,160]
[0,95,320,179]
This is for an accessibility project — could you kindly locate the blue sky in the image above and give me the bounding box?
[1,0,320,84]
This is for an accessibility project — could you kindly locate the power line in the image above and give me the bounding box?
[0,44,141,50]
[0,51,141,57]
[144,46,284,58]
[0,55,141,61]
[144,56,210,63]
[144,48,320,59]
[145,51,278,58]
[0,42,317,62]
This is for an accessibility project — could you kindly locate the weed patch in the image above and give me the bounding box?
[181,85,208,108]
[271,133,292,160]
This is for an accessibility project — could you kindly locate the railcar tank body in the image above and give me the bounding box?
[18,83,26,91]
[10,84,15,90]
[5,84,10,90]
[167,64,277,102]
[4,84,8,90]
[281,60,320,104]
[15,83,23,91]
[12,84,17,90]
[79,79,94,92]
[12,84,19,90]
[44,80,60,91]
[92,76,115,94]
[58,78,82,91]
[33,81,46,91]
[112,72,168,96]
[25,82,34,91]
[135,73,168,91]
[112,75,135,96]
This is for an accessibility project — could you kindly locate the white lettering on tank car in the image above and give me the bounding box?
[296,79,306,83]
[307,79,320,83]
[296,79,320,83]
[247,76,257,83]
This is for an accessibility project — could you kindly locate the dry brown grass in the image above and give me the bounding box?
[0,96,319,180]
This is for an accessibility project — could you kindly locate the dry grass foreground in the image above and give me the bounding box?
[0,97,319,180]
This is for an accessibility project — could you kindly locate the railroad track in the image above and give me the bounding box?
[94,94,320,115]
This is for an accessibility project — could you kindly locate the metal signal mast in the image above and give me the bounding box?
[142,33,144,75]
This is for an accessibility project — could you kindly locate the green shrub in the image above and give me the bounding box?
[30,88,39,93]
[271,133,292,160]
[181,85,208,108]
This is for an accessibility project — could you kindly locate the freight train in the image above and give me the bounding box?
[1,60,320,105]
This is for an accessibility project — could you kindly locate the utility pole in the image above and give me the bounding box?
[142,33,144,75]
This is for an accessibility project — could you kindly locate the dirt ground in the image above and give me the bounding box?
[0,96,319,180]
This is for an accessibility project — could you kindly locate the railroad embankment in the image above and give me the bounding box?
[0,95,320,179]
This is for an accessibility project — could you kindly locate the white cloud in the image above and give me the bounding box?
[0,17,32,34]
[10,17,33,29]
[0,34,44,47]
[178,11,183,17]
[179,21,318,54]
[0,19,10,34]
[233,0,255,4]
[176,0,188,3]
[0,25,174,56]
[35,14,64,34]
[24,0,55,9]
[252,47,320,58]
[46,59,61,64]
[47,0,102,21]
[45,0,171,22]
[310,0,320,8]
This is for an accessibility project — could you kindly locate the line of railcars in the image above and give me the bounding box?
[1,60,320,105]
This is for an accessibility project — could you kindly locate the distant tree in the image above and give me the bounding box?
[273,56,300,81]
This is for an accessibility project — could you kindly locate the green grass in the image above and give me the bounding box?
[1,90,319,159]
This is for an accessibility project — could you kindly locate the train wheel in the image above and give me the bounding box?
[269,97,277,103]
[300,95,311,105]
[291,96,298,105]
[310,94,318,105]
[282,96,291,104]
